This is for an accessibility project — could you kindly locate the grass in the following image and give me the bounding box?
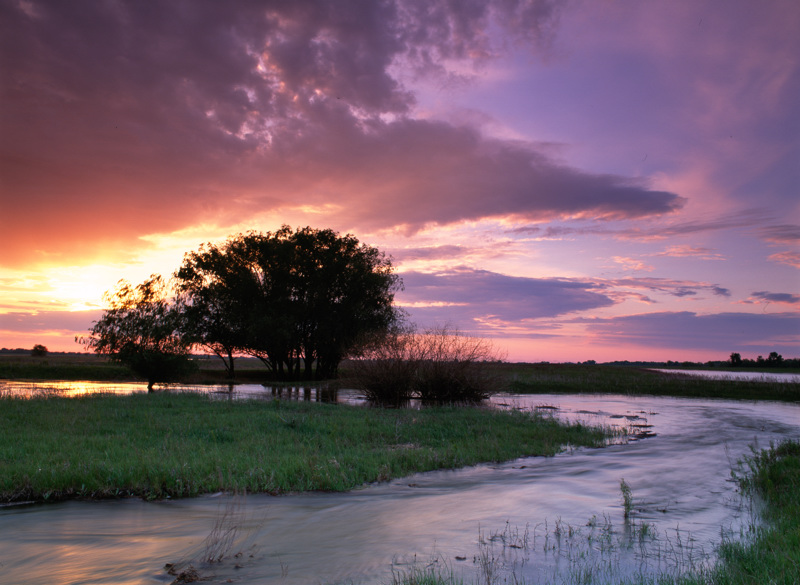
[0,391,609,503]
[0,353,314,385]
[503,363,800,402]
[389,439,800,585]
[0,353,133,381]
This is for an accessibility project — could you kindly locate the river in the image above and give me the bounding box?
[1,390,798,584]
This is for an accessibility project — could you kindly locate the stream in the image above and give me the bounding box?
[1,390,798,584]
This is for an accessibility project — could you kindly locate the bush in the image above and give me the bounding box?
[351,325,504,405]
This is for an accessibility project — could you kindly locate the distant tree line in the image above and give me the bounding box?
[728,352,799,369]
[80,227,402,389]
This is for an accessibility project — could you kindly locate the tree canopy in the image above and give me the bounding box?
[175,226,402,379]
[80,275,194,390]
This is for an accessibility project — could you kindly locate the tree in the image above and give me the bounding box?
[729,352,742,366]
[767,351,784,366]
[31,344,48,357]
[174,226,402,380]
[79,275,194,391]
[175,244,252,378]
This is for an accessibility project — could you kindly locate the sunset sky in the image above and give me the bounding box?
[1,0,798,362]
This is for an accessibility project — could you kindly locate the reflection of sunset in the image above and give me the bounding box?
[1,0,797,362]
[1,380,149,398]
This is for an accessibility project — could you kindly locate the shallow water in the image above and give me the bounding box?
[1,393,798,585]
[0,379,343,401]
[652,368,800,383]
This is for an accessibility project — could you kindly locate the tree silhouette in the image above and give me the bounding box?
[175,226,401,379]
[31,344,48,357]
[80,275,194,390]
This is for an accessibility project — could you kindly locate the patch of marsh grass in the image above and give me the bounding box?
[506,364,800,402]
[0,392,610,503]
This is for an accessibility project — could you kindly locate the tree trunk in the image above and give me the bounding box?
[225,349,235,379]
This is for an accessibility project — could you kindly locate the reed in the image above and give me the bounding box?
[506,364,800,402]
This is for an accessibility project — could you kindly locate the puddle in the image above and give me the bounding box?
[0,393,798,584]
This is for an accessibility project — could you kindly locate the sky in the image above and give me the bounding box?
[1,0,798,363]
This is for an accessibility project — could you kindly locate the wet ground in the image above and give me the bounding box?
[1,392,798,584]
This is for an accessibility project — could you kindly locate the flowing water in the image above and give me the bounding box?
[1,390,798,585]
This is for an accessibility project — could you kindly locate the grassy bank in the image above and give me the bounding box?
[0,353,134,382]
[504,363,800,402]
[0,392,609,503]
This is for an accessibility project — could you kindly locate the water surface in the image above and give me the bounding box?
[652,369,800,383]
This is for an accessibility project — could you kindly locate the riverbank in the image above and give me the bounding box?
[505,363,800,402]
[0,392,609,504]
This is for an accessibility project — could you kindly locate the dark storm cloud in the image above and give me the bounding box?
[583,311,800,353]
[397,268,614,325]
[1,0,683,267]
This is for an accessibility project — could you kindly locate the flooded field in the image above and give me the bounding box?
[652,369,800,383]
[1,389,798,584]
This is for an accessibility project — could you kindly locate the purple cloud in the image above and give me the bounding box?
[749,291,800,305]
[608,278,731,299]
[0,310,102,334]
[391,245,471,261]
[510,209,770,242]
[759,224,800,245]
[397,268,614,328]
[583,311,800,354]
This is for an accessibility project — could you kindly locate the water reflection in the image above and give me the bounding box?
[1,393,798,584]
[0,379,348,402]
[652,368,800,383]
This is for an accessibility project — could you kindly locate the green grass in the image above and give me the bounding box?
[0,354,134,381]
[504,364,800,402]
[0,392,609,503]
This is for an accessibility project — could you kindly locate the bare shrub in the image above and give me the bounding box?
[413,325,503,403]
[351,324,504,404]
[350,325,423,406]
